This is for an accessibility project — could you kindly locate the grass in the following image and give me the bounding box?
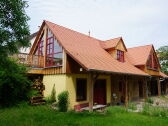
[0,103,168,126]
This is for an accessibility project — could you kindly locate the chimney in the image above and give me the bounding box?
[88,30,90,37]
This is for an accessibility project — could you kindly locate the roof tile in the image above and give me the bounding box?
[45,20,149,76]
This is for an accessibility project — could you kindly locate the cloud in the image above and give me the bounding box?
[26,0,168,48]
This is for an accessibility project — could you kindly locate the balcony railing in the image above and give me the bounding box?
[12,53,44,68]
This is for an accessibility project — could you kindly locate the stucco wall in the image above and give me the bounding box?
[43,74,66,100]
[66,74,111,109]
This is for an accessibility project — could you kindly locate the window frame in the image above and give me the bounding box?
[117,50,124,62]
[46,29,63,67]
[147,53,158,71]
[76,78,87,102]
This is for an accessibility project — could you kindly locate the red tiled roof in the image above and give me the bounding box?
[45,20,149,76]
[160,72,168,78]
[101,37,121,49]
[126,45,152,66]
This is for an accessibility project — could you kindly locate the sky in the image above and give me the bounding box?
[26,0,168,49]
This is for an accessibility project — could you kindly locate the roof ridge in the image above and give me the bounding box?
[104,37,122,42]
[44,20,103,42]
[128,44,153,49]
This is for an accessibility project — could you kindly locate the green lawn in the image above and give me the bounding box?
[0,104,168,126]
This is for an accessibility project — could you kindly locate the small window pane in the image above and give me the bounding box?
[48,29,53,38]
[53,53,63,66]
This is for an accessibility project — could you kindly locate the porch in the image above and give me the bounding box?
[68,73,152,112]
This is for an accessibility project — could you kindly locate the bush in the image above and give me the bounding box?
[128,102,137,110]
[142,103,168,117]
[142,103,150,115]
[0,58,32,107]
[146,98,154,104]
[50,84,56,103]
[58,91,69,112]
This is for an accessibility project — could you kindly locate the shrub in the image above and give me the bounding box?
[27,89,39,99]
[146,97,154,104]
[142,103,168,117]
[50,84,56,103]
[142,103,150,115]
[0,58,32,107]
[128,102,137,110]
[58,91,69,112]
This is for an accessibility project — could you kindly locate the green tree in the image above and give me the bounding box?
[0,0,31,107]
[0,58,32,107]
[157,46,168,75]
[0,0,30,57]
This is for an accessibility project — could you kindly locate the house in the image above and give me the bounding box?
[20,31,38,54]
[20,20,168,111]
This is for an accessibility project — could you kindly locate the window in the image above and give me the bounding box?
[147,54,152,68]
[153,54,158,70]
[147,53,158,70]
[117,50,124,62]
[33,32,44,67]
[34,33,44,56]
[46,29,63,67]
[76,79,87,101]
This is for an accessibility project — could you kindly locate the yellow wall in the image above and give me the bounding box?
[66,74,111,109]
[43,74,66,100]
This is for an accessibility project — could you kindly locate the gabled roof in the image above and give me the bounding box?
[126,45,153,66]
[37,20,148,76]
[126,45,160,68]
[101,37,127,51]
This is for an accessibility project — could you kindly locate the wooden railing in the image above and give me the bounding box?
[12,53,44,68]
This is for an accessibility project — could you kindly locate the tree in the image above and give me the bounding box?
[0,0,30,58]
[0,0,31,107]
[0,58,32,107]
[157,46,168,75]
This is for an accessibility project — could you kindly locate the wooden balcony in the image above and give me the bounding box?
[12,53,44,68]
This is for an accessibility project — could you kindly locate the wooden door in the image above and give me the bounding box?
[94,79,106,105]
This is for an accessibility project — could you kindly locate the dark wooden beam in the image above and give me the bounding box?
[157,77,161,96]
[89,73,99,112]
[143,77,148,99]
[124,76,128,108]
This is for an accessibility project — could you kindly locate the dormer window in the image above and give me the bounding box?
[117,50,124,62]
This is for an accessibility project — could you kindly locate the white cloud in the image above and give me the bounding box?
[26,0,168,49]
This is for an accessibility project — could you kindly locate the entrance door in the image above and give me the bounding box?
[94,79,106,105]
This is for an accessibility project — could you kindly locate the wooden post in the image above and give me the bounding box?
[89,73,94,112]
[157,77,161,96]
[125,76,128,108]
[88,73,99,112]
[143,78,148,99]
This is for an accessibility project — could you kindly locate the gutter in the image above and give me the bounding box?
[88,69,151,77]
